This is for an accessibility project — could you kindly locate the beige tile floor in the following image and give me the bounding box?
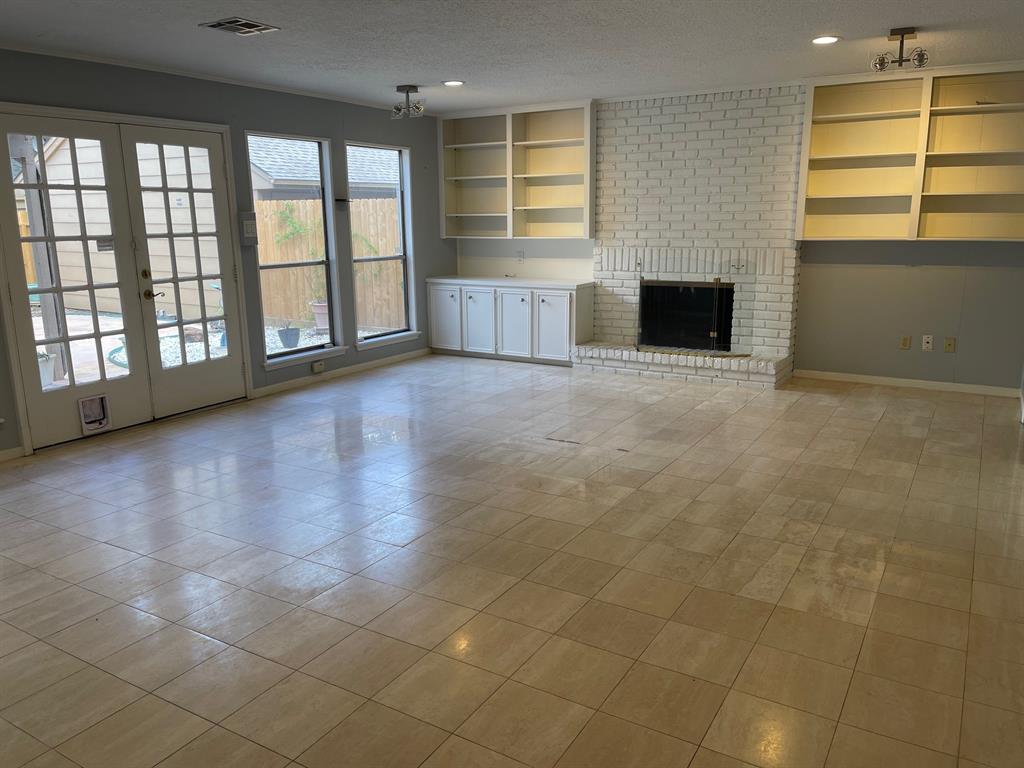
[1,354,1023,768]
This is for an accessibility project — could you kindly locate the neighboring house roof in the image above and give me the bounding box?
[247,135,398,187]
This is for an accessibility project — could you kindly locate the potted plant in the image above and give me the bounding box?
[37,349,56,386]
[307,272,329,332]
[277,321,300,348]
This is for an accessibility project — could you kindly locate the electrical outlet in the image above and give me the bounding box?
[311,360,325,374]
[899,335,912,350]
[515,250,525,264]
[921,335,934,352]
[944,336,957,353]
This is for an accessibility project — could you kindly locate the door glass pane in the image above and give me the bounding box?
[153,284,180,325]
[36,343,69,390]
[148,237,174,279]
[48,189,80,236]
[32,293,64,342]
[177,280,202,322]
[43,137,74,184]
[94,288,125,331]
[158,327,183,369]
[62,290,96,336]
[81,190,112,236]
[75,139,105,185]
[102,334,130,379]
[9,133,42,182]
[163,145,188,187]
[89,239,119,284]
[173,237,198,277]
[354,259,408,339]
[54,241,88,287]
[198,236,220,276]
[183,323,208,364]
[141,191,167,233]
[69,338,100,384]
[202,279,224,318]
[189,147,211,188]
[136,143,163,186]
[207,321,228,359]
[168,192,192,233]
[193,192,215,231]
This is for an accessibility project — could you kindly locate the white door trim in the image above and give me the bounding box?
[0,101,250,453]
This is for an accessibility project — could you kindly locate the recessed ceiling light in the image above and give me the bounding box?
[443,80,465,87]
[812,35,841,45]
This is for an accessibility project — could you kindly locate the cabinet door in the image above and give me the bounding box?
[462,288,496,353]
[497,290,532,357]
[533,291,572,361]
[429,286,462,350]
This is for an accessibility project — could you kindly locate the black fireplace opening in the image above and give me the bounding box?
[638,280,734,351]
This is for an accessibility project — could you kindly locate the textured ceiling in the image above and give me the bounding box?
[2,0,1023,113]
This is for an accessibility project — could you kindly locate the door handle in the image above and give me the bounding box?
[520,297,527,303]
[143,289,165,300]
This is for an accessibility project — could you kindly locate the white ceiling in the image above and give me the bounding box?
[3,0,1023,113]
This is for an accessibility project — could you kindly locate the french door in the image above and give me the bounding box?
[0,114,245,448]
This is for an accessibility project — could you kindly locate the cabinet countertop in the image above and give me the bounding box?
[426,276,594,290]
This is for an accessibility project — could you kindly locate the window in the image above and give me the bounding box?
[346,144,410,340]
[247,134,335,358]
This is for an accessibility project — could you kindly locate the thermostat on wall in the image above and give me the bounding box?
[239,211,258,244]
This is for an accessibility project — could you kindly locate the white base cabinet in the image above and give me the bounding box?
[427,277,593,365]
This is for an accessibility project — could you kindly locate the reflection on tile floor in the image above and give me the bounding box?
[1,355,1023,767]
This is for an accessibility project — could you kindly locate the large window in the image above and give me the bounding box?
[346,144,410,340]
[247,134,335,358]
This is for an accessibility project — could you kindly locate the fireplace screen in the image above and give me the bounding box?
[638,280,733,351]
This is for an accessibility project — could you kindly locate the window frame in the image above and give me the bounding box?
[345,141,414,343]
[245,130,342,364]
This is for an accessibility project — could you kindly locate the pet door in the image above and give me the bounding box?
[78,394,111,434]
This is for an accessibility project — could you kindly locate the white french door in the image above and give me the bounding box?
[0,113,245,448]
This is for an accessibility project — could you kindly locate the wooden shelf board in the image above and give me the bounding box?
[930,102,1024,115]
[806,193,913,200]
[445,175,506,181]
[512,138,585,148]
[512,235,586,240]
[812,109,921,124]
[445,212,507,217]
[918,236,1024,241]
[808,152,917,162]
[512,205,584,210]
[921,191,1024,196]
[444,141,506,149]
[926,150,1024,158]
[512,172,585,179]
[444,235,508,239]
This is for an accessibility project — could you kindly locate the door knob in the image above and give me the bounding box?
[143,289,165,300]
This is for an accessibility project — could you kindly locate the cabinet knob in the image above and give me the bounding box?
[541,298,546,303]
[520,297,526,303]
[449,293,455,299]
[467,295,473,300]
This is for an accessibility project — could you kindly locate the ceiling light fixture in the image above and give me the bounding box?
[199,17,279,36]
[812,35,840,45]
[443,80,465,87]
[391,85,425,119]
[870,27,929,72]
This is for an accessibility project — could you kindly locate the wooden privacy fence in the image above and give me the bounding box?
[256,197,406,331]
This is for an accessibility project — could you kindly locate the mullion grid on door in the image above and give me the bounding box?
[143,142,221,368]
[15,133,124,389]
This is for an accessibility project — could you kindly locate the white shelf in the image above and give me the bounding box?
[445,175,506,181]
[512,138,584,148]
[921,191,1024,196]
[926,150,1024,158]
[806,193,912,200]
[812,109,920,124]
[808,152,917,162]
[444,141,506,149]
[512,205,584,210]
[512,172,585,179]
[445,212,507,217]
[930,102,1024,115]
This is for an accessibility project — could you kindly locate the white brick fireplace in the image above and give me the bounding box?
[573,85,805,387]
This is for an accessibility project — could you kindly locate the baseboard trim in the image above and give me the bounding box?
[793,369,1019,398]
[252,349,430,398]
[0,445,27,463]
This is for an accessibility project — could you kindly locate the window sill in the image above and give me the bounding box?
[355,330,422,351]
[263,344,349,371]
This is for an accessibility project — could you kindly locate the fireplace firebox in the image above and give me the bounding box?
[638,280,733,351]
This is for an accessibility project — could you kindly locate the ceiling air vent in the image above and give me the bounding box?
[200,17,280,36]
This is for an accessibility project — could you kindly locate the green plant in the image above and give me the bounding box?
[273,201,312,245]
[36,349,54,361]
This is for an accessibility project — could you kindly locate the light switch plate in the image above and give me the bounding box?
[899,335,912,350]
[944,337,957,353]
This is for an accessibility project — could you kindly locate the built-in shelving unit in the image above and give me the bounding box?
[797,66,1024,241]
[439,102,593,239]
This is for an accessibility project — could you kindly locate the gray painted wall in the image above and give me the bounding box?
[0,49,456,451]
[796,242,1024,389]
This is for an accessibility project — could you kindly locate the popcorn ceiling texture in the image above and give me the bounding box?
[580,85,806,384]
